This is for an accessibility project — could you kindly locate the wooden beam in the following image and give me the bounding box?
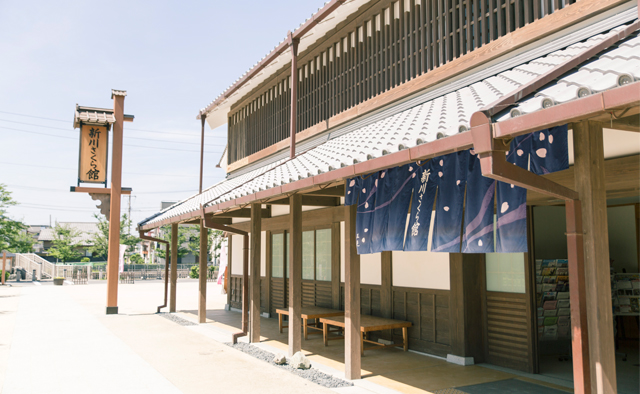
[250,203,262,343]
[573,120,616,393]
[344,204,361,379]
[170,223,178,313]
[305,185,346,197]
[228,206,345,234]
[266,195,340,206]
[288,194,303,356]
[380,251,392,319]
[213,208,271,218]
[70,186,132,195]
[198,220,208,324]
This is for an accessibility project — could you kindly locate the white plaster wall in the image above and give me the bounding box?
[232,217,250,224]
[231,234,245,275]
[361,253,382,285]
[261,231,266,277]
[340,221,345,282]
[302,205,323,212]
[271,205,289,217]
[392,250,450,290]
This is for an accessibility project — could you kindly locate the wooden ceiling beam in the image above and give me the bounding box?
[213,207,272,218]
[266,195,340,206]
[304,185,345,197]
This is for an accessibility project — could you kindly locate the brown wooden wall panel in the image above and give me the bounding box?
[229,275,243,310]
[484,291,532,372]
[227,0,569,163]
[270,277,287,316]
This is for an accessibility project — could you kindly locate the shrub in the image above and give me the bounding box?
[189,265,199,279]
[81,257,91,263]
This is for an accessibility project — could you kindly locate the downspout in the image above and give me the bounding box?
[470,110,590,393]
[288,31,299,160]
[139,230,170,313]
[200,206,250,344]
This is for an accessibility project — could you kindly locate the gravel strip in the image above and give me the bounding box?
[158,312,197,326]
[227,342,353,388]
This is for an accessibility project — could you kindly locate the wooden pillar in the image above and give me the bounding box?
[573,120,616,393]
[380,251,393,318]
[449,253,485,362]
[344,204,361,380]
[106,91,125,315]
[265,230,272,315]
[288,194,302,356]
[331,221,341,310]
[169,223,178,312]
[566,200,592,394]
[250,203,262,343]
[198,221,208,323]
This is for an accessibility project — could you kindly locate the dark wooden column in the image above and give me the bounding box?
[288,194,302,355]
[265,230,272,315]
[198,221,208,323]
[344,204,361,379]
[250,203,262,343]
[331,221,341,310]
[169,223,178,312]
[573,120,616,393]
[380,251,392,319]
[449,253,485,362]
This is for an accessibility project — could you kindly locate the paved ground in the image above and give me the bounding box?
[0,280,335,394]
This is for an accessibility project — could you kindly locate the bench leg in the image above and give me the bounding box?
[402,327,408,351]
[303,318,308,340]
[323,322,328,347]
[279,313,283,333]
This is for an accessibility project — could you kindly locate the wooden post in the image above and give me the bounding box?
[380,251,392,319]
[265,230,272,316]
[106,91,125,315]
[565,200,591,394]
[344,204,361,380]
[573,120,616,393]
[331,222,341,310]
[288,194,302,356]
[288,32,299,160]
[1,251,6,285]
[170,223,178,312]
[227,235,232,306]
[198,220,208,323]
[250,203,262,343]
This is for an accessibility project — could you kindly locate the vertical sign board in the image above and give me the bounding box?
[78,124,108,185]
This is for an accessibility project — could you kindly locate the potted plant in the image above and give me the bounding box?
[53,277,64,286]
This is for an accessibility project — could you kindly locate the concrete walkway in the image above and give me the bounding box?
[0,281,334,394]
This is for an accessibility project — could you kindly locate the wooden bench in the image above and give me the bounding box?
[319,314,412,355]
[276,306,344,340]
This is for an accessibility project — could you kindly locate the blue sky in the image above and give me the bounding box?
[0,0,325,229]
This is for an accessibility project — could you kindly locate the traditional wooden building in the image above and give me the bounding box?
[139,1,640,392]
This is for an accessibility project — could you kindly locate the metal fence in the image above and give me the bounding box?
[90,264,199,281]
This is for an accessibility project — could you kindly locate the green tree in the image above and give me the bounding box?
[47,224,82,263]
[129,254,144,264]
[90,213,140,259]
[0,184,33,253]
[155,225,190,260]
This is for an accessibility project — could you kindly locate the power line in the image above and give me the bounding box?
[0,118,227,144]
[5,183,203,195]
[1,126,223,154]
[0,160,223,178]
[0,110,227,137]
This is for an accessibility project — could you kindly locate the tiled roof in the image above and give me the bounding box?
[73,105,116,129]
[140,18,639,228]
[38,222,100,246]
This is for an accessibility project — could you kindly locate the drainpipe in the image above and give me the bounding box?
[469,111,590,394]
[288,31,299,160]
[139,231,170,313]
[200,206,249,344]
